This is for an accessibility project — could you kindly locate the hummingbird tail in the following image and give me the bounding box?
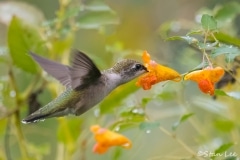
[22,107,71,124]
[21,113,51,124]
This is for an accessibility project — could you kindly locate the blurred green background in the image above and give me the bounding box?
[1,0,240,160]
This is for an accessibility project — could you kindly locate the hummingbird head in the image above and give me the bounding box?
[110,59,148,85]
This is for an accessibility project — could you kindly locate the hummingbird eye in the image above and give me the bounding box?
[134,64,143,70]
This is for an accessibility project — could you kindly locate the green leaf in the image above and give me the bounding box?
[214,143,234,155]
[51,34,73,55]
[120,108,145,118]
[27,143,50,156]
[167,36,199,45]
[0,119,7,137]
[214,89,228,96]
[157,91,176,101]
[139,121,160,131]
[99,81,138,114]
[215,32,240,47]
[109,120,139,132]
[7,16,46,73]
[119,107,145,124]
[211,45,240,62]
[213,119,235,132]
[112,148,122,160]
[158,21,172,39]
[215,2,240,21]
[187,29,203,35]
[141,97,152,107]
[225,156,238,160]
[63,7,80,20]
[84,0,113,12]
[201,14,217,31]
[172,113,194,130]
[78,11,119,29]
[57,118,82,152]
[198,41,218,50]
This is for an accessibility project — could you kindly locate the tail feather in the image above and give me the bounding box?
[22,107,71,124]
[21,113,51,124]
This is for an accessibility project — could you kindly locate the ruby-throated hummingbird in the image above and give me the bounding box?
[22,50,147,123]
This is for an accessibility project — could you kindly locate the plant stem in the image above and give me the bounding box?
[145,115,203,160]
[8,68,30,159]
[13,111,30,160]
[158,126,204,160]
[202,31,213,68]
[4,119,12,160]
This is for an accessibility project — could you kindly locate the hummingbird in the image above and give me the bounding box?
[22,50,148,123]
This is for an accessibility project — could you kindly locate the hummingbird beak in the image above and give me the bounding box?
[143,66,149,72]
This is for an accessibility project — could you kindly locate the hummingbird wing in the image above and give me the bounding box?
[30,50,101,89]
[69,50,101,89]
[30,52,71,88]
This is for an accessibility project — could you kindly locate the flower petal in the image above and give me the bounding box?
[136,72,157,90]
[209,66,225,83]
[198,79,214,95]
[93,143,109,154]
[184,66,225,95]
[142,50,151,64]
[90,125,132,154]
[136,51,181,90]
[184,70,206,82]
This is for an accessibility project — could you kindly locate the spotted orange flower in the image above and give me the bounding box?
[184,67,224,95]
[136,51,181,90]
[90,125,132,154]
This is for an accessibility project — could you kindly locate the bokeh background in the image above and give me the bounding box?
[0,0,240,160]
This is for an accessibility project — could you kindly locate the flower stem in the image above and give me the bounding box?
[13,112,30,160]
[9,68,30,159]
[202,31,213,68]
[158,126,204,160]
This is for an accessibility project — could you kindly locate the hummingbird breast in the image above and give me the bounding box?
[74,73,119,115]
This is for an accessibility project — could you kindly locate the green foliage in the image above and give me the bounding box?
[214,32,240,47]
[57,118,82,153]
[201,14,218,31]
[172,113,194,131]
[213,119,235,132]
[78,11,119,29]
[214,143,234,157]
[1,1,240,160]
[44,0,119,34]
[99,81,139,114]
[211,45,240,62]
[8,16,45,73]
[215,2,240,21]
[167,36,199,45]
[214,89,228,96]
[139,121,160,131]
[112,148,122,160]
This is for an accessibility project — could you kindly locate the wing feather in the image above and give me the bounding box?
[30,52,71,88]
[69,50,101,89]
[30,50,101,89]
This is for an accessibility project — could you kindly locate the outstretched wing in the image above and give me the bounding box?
[30,52,71,88]
[69,50,101,89]
[30,50,101,89]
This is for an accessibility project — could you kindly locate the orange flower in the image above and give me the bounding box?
[184,67,224,95]
[90,125,132,154]
[136,51,181,90]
